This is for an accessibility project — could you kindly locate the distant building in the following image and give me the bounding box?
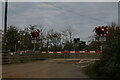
[73,38,80,44]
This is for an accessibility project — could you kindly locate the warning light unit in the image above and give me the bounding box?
[95,26,108,37]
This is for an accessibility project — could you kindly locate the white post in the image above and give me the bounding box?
[32,39,36,51]
[100,46,102,51]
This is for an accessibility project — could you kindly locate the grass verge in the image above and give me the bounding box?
[83,62,104,80]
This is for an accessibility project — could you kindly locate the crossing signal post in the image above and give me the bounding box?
[95,25,108,50]
[31,29,40,51]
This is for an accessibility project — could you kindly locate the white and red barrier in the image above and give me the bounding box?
[38,51,102,54]
[18,51,102,56]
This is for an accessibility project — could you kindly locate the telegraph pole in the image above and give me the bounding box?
[4,0,8,34]
[4,0,8,50]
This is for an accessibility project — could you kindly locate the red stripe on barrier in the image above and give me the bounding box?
[95,51,99,53]
[61,51,64,53]
[75,51,80,53]
[53,51,57,53]
[95,51,102,53]
[46,51,49,53]
[22,51,26,53]
[39,51,42,53]
[85,51,90,53]
[62,51,70,53]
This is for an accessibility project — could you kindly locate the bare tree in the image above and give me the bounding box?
[47,29,62,51]
[61,25,77,43]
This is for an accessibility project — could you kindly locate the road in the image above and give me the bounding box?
[2,59,93,79]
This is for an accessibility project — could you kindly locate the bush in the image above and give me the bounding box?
[84,24,120,80]
[99,26,120,78]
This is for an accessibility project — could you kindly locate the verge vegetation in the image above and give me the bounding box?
[84,23,120,80]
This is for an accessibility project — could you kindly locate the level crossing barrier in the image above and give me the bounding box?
[2,51,102,64]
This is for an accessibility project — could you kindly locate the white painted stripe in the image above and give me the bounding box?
[57,52,61,53]
[80,51,85,53]
[104,34,107,36]
[90,51,95,53]
[70,51,75,53]
[42,52,46,53]
[49,52,53,53]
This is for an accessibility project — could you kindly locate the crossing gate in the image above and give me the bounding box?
[2,51,102,64]
[18,51,102,59]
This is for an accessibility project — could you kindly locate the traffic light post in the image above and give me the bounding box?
[95,26,108,50]
[31,29,40,51]
[31,39,36,51]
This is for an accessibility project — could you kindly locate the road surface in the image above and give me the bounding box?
[2,59,93,79]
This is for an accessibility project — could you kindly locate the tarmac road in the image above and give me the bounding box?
[2,59,92,79]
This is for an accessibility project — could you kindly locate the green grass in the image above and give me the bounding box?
[83,61,107,80]
[84,63,98,78]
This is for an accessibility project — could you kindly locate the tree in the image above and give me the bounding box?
[61,26,76,51]
[88,41,101,51]
[78,41,87,50]
[64,26,75,43]
[47,29,62,51]
[63,41,74,51]
[19,29,32,50]
[3,25,20,51]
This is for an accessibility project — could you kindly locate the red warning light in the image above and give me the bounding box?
[34,32,38,35]
[101,28,105,31]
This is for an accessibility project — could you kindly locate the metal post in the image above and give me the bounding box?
[100,45,102,51]
[33,39,36,51]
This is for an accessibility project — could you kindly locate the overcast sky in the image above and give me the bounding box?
[1,0,120,2]
[1,1,118,42]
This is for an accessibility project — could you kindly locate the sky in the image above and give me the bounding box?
[1,0,120,2]
[0,0,118,42]
[0,1,2,30]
